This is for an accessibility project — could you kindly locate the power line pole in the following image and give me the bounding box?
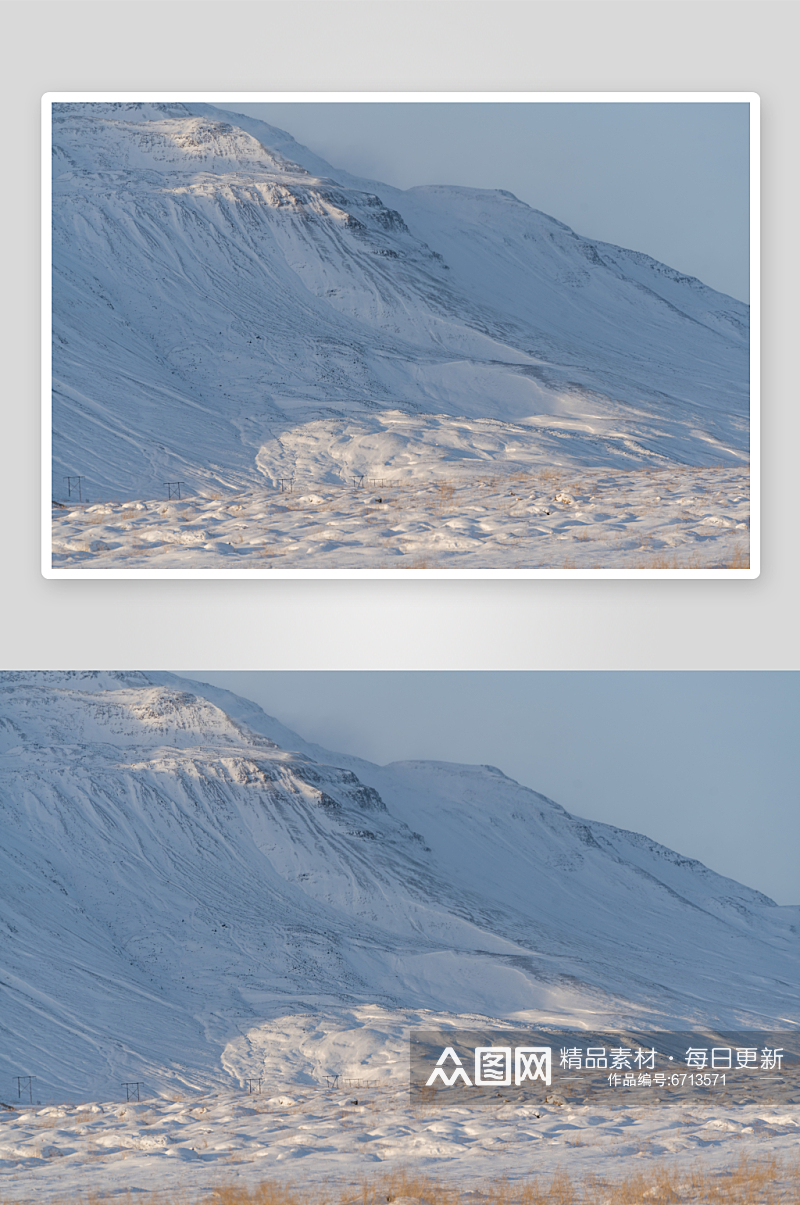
[64,476,84,502]
[14,1076,35,1104]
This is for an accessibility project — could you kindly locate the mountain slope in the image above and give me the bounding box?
[51,104,749,500]
[0,673,795,1099]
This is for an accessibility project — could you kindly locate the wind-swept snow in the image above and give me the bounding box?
[50,103,750,553]
[3,1069,800,1203]
[51,461,749,570]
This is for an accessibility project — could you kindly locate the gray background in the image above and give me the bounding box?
[4,5,798,656]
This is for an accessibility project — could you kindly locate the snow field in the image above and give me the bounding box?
[50,464,749,571]
[2,1078,799,1203]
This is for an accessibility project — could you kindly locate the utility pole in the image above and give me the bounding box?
[64,476,84,502]
[14,1076,35,1104]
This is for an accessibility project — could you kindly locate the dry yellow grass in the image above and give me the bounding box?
[634,552,696,570]
[428,480,457,517]
[24,1110,99,1130]
[401,555,437,569]
[6,1155,798,1204]
[720,544,750,570]
[634,544,749,571]
[537,468,564,491]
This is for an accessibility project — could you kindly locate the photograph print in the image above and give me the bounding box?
[45,94,756,577]
[1,669,797,1202]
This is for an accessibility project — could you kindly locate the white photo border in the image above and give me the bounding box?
[42,91,760,580]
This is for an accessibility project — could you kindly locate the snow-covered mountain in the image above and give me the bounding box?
[1,673,794,1100]
[51,103,749,500]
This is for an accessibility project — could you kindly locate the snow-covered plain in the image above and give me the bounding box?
[51,462,749,571]
[1,673,796,1199]
[2,1053,799,1203]
[48,102,751,573]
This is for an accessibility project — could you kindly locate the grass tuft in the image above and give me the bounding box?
[5,1155,799,1204]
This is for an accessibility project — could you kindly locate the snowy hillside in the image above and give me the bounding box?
[1,673,795,1102]
[50,103,750,501]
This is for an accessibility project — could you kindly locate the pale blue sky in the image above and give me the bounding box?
[189,672,795,905]
[223,101,751,303]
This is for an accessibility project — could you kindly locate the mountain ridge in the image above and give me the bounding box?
[1,673,794,1099]
[51,103,749,501]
